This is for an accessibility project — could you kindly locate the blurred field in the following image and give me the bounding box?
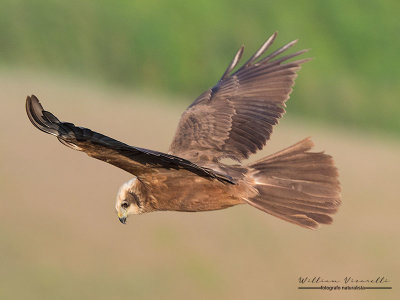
[0,0,399,134]
[0,70,399,299]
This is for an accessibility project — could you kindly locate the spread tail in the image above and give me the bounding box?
[246,138,341,229]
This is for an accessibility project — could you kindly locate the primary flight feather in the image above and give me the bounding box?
[26,32,341,229]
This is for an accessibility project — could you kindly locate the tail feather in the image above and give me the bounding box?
[246,138,341,229]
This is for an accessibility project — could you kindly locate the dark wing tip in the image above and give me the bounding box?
[243,31,278,67]
[221,32,280,81]
[26,95,61,136]
[220,45,245,81]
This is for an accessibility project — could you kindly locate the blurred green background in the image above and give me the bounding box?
[1,1,400,300]
[1,0,399,133]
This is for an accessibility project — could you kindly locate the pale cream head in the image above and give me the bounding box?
[115,177,143,224]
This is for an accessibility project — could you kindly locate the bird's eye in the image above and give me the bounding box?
[121,202,129,209]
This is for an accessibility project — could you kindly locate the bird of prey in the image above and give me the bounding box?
[26,32,341,229]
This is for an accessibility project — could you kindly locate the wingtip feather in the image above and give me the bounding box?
[26,95,60,136]
[220,45,245,80]
[244,32,278,67]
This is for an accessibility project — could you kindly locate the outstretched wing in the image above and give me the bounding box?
[26,95,233,184]
[169,32,310,162]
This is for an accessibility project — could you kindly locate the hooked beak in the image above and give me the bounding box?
[118,211,127,224]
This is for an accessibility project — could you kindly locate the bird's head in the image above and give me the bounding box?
[115,177,143,224]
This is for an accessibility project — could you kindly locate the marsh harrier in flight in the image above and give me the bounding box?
[26,32,341,229]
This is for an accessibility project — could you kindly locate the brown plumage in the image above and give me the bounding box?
[26,32,341,229]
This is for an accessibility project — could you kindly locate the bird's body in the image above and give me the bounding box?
[26,32,341,229]
[130,168,249,213]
